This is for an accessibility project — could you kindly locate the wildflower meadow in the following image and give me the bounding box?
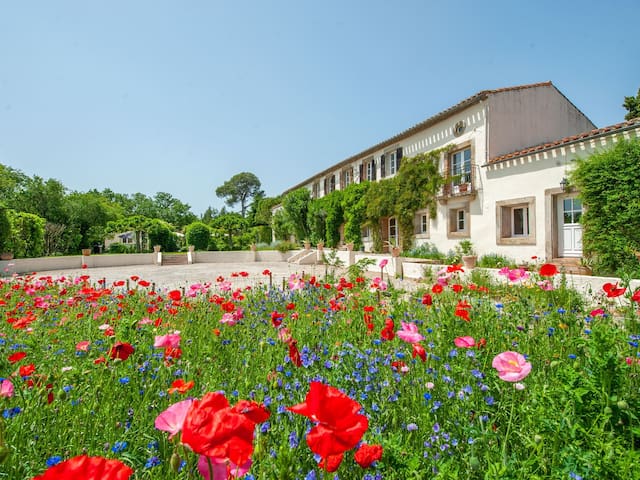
[1,263,639,479]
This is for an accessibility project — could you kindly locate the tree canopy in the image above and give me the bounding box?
[623,87,640,121]
[215,172,263,218]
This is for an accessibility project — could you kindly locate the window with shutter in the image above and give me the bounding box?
[380,154,386,178]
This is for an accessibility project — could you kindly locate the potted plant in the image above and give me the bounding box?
[458,240,477,269]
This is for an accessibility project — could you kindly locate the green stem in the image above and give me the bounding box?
[502,387,516,465]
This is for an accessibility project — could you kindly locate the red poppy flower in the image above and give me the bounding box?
[412,343,427,362]
[431,284,443,294]
[452,284,464,293]
[168,379,195,394]
[632,290,640,303]
[289,341,302,367]
[109,342,135,361]
[19,363,35,377]
[319,453,344,472]
[421,293,433,306]
[8,351,26,364]
[181,392,269,466]
[271,311,284,328]
[31,455,133,480]
[138,280,151,287]
[380,318,395,341]
[288,382,368,459]
[603,282,626,298]
[447,264,464,273]
[168,290,182,302]
[539,263,558,277]
[113,280,125,287]
[262,269,271,276]
[354,443,383,468]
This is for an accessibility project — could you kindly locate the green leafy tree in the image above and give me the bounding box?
[66,191,120,251]
[0,163,28,209]
[6,210,45,258]
[211,213,249,250]
[215,172,263,218]
[570,138,640,275]
[14,176,68,224]
[147,219,178,252]
[152,192,197,228]
[307,196,328,245]
[0,203,11,254]
[282,188,311,242]
[272,208,293,242]
[105,215,153,253]
[185,222,212,250]
[623,88,640,120]
[201,206,219,224]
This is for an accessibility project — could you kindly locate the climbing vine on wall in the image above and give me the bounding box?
[341,182,370,250]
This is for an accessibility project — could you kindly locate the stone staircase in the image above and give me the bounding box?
[288,249,321,265]
[551,258,592,276]
[161,254,189,266]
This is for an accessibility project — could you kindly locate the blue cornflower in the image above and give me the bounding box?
[111,441,128,453]
[568,354,577,359]
[288,430,299,448]
[260,422,271,434]
[144,456,161,468]
[119,377,130,385]
[407,423,419,431]
[485,396,495,406]
[46,456,63,467]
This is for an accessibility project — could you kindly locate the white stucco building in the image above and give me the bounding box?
[281,81,640,264]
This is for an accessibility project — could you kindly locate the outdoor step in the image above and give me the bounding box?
[551,258,591,275]
[161,254,188,266]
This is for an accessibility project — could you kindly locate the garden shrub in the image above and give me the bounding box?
[184,221,211,251]
[6,210,45,258]
[478,253,514,268]
[570,138,640,276]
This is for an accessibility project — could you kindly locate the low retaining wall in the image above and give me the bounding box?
[0,250,295,276]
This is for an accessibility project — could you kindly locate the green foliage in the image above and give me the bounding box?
[404,242,446,261]
[282,188,311,242]
[184,221,212,251]
[146,219,178,252]
[308,191,344,247]
[393,150,445,251]
[341,182,370,250]
[0,203,10,253]
[478,253,514,268]
[570,138,640,275]
[271,209,293,241]
[106,242,136,254]
[105,215,153,253]
[623,87,640,121]
[275,240,297,253]
[364,149,446,252]
[6,210,45,258]
[211,213,250,250]
[215,172,263,218]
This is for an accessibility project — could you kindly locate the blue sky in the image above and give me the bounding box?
[1,1,638,216]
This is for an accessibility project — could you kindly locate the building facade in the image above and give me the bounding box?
[281,82,639,263]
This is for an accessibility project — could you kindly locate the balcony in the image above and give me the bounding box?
[438,165,477,203]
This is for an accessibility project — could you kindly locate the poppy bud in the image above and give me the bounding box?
[170,452,182,472]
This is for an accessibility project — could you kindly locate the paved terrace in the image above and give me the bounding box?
[2,251,639,302]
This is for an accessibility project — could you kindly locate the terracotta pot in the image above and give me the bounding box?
[81,248,92,256]
[462,255,477,269]
[0,252,13,261]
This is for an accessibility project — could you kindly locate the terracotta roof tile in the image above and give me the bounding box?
[486,118,640,165]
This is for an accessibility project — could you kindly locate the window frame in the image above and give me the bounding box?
[414,209,430,238]
[450,148,472,185]
[447,204,470,239]
[496,196,536,245]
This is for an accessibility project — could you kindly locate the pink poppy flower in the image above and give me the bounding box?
[396,322,424,344]
[154,333,181,349]
[76,341,90,352]
[197,455,251,479]
[454,336,476,348]
[154,398,193,439]
[492,351,532,382]
[0,379,14,398]
[379,259,388,269]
